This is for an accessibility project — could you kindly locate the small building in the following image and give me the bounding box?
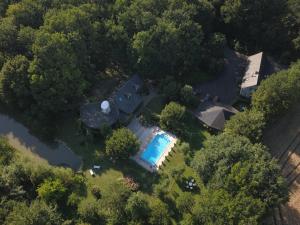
[114,75,143,114]
[80,75,144,129]
[194,103,238,131]
[80,100,119,129]
[240,52,264,98]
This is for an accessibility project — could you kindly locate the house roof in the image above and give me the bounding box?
[241,52,263,89]
[194,103,238,130]
[80,101,119,129]
[114,75,143,114]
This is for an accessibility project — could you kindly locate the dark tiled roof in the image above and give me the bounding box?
[194,102,238,130]
[80,101,119,129]
[114,75,143,114]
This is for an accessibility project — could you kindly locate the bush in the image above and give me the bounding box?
[159,76,181,101]
[105,128,140,159]
[180,85,197,107]
[91,186,101,199]
[176,192,194,214]
[37,178,67,203]
[160,102,186,133]
[0,137,15,165]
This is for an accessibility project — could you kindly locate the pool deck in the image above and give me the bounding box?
[128,118,177,172]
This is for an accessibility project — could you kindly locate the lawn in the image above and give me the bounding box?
[57,94,210,210]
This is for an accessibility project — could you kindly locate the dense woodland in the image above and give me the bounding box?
[0,0,299,120]
[0,0,300,225]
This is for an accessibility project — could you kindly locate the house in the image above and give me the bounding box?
[80,75,144,129]
[80,100,119,129]
[114,75,143,114]
[240,52,264,98]
[194,102,238,131]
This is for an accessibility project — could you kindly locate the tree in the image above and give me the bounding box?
[180,85,197,107]
[105,128,139,159]
[160,102,186,133]
[0,17,18,54]
[224,109,265,142]
[37,179,67,203]
[0,55,31,108]
[99,181,131,224]
[148,198,170,225]
[191,133,288,207]
[252,61,300,120]
[0,137,15,165]
[191,189,265,225]
[6,0,45,28]
[125,192,149,223]
[29,31,88,116]
[5,200,62,225]
[219,0,296,59]
[176,192,194,214]
[17,26,36,56]
[78,198,103,225]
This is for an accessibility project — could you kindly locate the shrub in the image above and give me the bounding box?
[91,186,101,199]
[37,178,67,203]
[160,102,186,133]
[180,85,197,107]
[105,128,140,159]
[159,76,181,101]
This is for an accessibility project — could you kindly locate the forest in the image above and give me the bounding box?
[0,0,299,121]
[0,0,299,225]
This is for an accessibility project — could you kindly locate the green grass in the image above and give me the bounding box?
[3,91,210,220]
[182,112,211,150]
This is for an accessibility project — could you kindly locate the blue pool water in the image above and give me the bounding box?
[141,133,171,166]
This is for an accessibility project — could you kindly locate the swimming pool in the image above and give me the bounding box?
[140,133,171,166]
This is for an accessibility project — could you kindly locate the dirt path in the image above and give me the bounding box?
[264,105,300,225]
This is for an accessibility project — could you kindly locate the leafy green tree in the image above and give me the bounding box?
[0,55,31,108]
[176,192,194,214]
[0,17,18,53]
[252,61,300,120]
[42,4,108,75]
[17,26,36,56]
[125,192,149,223]
[132,17,204,79]
[180,85,197,107]
[105,128,139,159]
[0,137,15,165]
[6,0,45,28]
[192,133,288,207]
[191,189,265,225]
[5,200,62,225]
[78,198,104,225]
[29,31,88,116]
[37,179,67,203]
[160,102,186,133]
[99,181,131,225]
[224,109,265,142]
[148,198,170,225]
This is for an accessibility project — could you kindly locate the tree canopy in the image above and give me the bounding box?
[105,128,140,159]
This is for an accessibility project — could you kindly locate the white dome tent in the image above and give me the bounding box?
[101,100,111,114]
